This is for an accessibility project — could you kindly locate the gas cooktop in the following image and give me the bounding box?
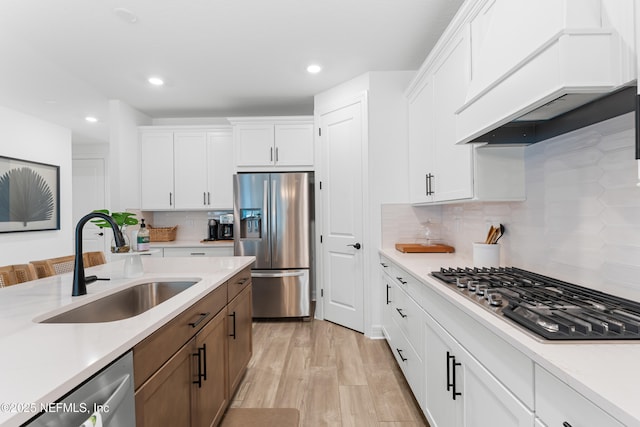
[431,267,640,341]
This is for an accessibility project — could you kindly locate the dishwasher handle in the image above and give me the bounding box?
[98,374,132,424]
[252,271,305,278]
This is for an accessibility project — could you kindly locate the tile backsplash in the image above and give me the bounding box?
[382,112,640,301]
[146,210,233,241]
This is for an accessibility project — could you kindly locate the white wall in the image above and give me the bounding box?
[315,71,415,337]
[108,100,152,212]
[0,105,73,264]
[382,112,640,303]
[366,71,415,336]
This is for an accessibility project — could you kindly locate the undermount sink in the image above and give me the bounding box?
[41,280,199,323]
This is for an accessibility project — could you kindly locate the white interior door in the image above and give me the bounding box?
[319,100,364,333]
[72,158,106,253]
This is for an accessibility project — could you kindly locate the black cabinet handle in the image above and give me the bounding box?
[396,348,407,362]
[446,351,462,400]
[396,308,407,318]
[169,192,173,206]
[446,351,453,392]
[386,284,391,305]
[380,263,388,268]
[426,173,435,196]
[396,277,407,285]
[562,423,572,427]
[202,343,207,381]
[347,243,361,249]
[189,312,210,328]
[229,312,237,339]
[270,147,274,161]
[193,346,205,388]
[425,174,429,196]
[207,192,210,205]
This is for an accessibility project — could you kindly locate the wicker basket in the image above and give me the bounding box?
[148,225,178,242]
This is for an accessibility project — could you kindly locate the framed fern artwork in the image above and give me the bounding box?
[0,156,60,233]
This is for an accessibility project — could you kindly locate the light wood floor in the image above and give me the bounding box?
[230,318,429,426]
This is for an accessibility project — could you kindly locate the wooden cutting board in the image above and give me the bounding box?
[395,243,455,253]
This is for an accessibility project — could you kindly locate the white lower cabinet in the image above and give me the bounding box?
[424,312,533,427]
[380,254,626,427]
[535,366,624,427]
[380,261,426,409]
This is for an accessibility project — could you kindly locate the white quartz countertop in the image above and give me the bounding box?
[379,247,640,427]
[0,256,254,427]
[150,240,234,248]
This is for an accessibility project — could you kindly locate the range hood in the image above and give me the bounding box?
[462,86,636,145]
[456,24,636,146]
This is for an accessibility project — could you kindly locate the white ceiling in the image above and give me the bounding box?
[0,0,463,144]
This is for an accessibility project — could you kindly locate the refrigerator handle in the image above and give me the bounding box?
[263,178,269,242]
[271,178,278,262]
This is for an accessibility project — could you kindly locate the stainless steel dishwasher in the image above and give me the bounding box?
[24,351,135,426]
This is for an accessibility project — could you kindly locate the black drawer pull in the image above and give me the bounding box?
[396,277,407,285]
[396,348,408,362]
[562,423,572,427]
[396,308,407,318]
[386,284,391,305]
[189,312,210,328]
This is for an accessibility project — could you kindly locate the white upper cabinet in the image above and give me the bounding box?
[430,27,474,202]
[139,127,234,210]
[230,117,314,170]
[140,131,175,210]
[232,124,275,167]
[206,130,234,209]
[406,20,525,205]
[407,75,435,204]
[273,124,314,166]
[173,132,208,209]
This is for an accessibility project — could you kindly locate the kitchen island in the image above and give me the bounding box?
[380,247,640,427]
[0,256,254,427]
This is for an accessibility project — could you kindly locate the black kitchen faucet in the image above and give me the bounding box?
[72,212,125,296]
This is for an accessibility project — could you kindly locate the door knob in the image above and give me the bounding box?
[347,243,361,250]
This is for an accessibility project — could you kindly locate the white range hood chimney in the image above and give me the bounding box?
[455,0,636,146]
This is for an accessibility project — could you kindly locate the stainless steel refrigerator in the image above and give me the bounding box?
[233,172,314,318]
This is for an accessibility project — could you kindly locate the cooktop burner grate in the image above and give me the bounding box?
[431,267,640,340]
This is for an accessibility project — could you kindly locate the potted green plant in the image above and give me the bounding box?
[91,210,138,253]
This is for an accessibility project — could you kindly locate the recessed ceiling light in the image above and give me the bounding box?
[148,77,164,86]
[85,116,98,123]
[114,8,138,24]
[307,64,322,74]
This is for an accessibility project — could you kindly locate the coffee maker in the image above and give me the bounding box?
[207,219,218,241]
[217,214,234,240]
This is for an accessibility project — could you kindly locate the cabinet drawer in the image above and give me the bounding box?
[227,267,251,302]
[163,246,233,257]
[133,283,228,389]
[387,319,425,409]
[535,366,624,427]
[390,282,424,360]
